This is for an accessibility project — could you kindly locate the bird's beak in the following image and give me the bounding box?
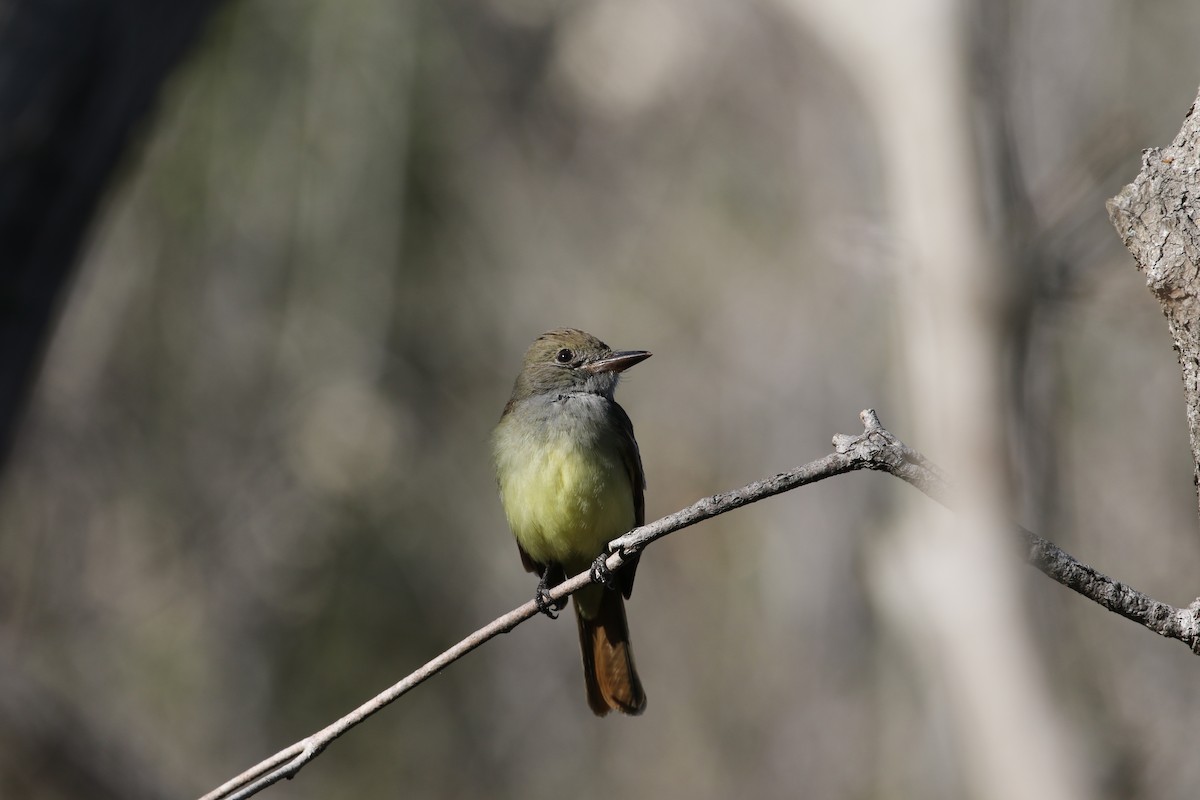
[585,350,652,374]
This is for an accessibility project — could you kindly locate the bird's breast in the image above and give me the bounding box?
[493,398,635,572]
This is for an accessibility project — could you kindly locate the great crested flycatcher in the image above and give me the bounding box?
[492,328,650,716]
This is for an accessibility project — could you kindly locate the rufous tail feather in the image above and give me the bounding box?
[575,589,646,716]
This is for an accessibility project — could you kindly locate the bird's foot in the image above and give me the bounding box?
[534,569,567,619]
[534,584,560,618]
[590,551,620,591]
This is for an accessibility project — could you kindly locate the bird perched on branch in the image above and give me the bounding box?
[492,328,650,716]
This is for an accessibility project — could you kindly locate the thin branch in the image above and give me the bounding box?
[199,408,1200,800]
[834,412,1200,653]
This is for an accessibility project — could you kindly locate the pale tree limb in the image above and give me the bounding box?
[198,408,1200,800]
[1107,85,1200,522]
[768,3,1082,797]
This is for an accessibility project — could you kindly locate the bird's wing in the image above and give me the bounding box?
[611,399,644,599]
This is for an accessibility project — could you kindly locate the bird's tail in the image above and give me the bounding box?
[575,588,646,716]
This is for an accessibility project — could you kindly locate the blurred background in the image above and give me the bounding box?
[3,0,1200,797]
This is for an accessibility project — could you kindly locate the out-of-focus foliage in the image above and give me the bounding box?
[3,0,1200,797]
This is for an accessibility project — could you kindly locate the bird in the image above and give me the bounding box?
[492,328,650,716]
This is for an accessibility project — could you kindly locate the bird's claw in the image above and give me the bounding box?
[535,585,564,619]
[590,552,619,591]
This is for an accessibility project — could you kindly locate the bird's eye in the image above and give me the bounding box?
[556,348,574,364]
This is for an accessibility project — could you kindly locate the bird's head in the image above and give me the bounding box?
[509,328,650,402]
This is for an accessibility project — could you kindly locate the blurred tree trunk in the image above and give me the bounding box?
[770,0,1090,796]
[0,2,221,797]
[0,0,222,475]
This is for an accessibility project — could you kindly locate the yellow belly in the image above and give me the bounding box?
[494,427,634,574]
